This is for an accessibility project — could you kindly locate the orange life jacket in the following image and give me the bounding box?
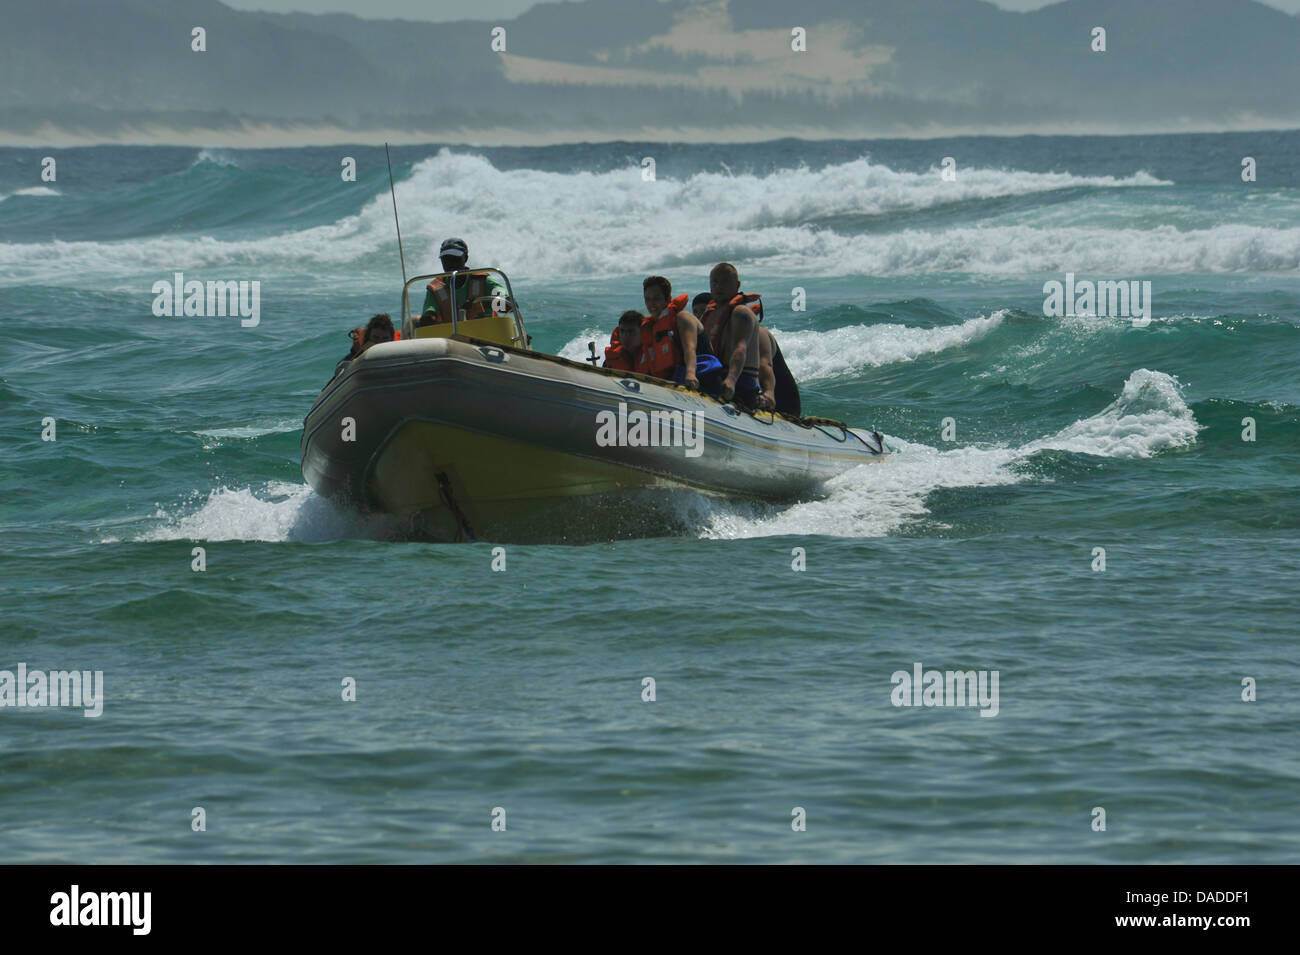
[636,293,689,378]
[603,325,637,371]
[702,292,763,366]
[427,273,490,322]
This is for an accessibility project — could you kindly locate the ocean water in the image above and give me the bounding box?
[1,133,1297,863]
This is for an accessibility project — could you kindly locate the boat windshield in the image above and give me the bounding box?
[400,267,528,349]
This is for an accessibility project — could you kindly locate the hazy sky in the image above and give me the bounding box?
[224,0,1300,21]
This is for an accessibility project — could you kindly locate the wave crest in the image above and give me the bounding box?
[9,151,1257,284]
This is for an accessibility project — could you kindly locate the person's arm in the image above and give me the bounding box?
[757,326,776,410]
[721,307,755,401]
[678,312,700,389]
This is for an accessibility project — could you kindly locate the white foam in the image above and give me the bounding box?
[11,151,1265,286]
[826,222,1300,275]
[700,440,1019,539]
[1022,367,1200,459]
[193,148,240,168]
[191,419,302,440]
[699,368,1198,539]
[0,186,61,202]
[777,311,1006,381]
[136,481,402,543]
[557,327,614,363]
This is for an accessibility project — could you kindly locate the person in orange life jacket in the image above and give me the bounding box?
[603,310,644,371]
[700,262,768,409]
[637,275,713,388]
[421,237,510,322]
[335,313,395,376]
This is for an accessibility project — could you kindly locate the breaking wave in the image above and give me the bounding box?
[9,150,1295,285]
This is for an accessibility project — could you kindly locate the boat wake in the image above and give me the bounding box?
[697,368,1198,539]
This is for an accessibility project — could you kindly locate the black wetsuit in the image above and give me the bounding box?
[770,335,801,417]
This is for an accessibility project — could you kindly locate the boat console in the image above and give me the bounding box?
[399,267,529,350]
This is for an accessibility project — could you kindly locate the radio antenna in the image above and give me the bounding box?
[385,143,408,285]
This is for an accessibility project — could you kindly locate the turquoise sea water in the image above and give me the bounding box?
[1,133,1297,862]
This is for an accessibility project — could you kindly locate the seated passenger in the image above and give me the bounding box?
[686,292,727,394]
[699,262,765,409]
[335,313,395,376]
[421,237,511,323]
[638,275,720,391]
[365,312,395,347]
[603,310,644,371]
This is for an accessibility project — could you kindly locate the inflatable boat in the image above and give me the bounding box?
[301,268,887,541]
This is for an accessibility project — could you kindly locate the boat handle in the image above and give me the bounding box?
[478,346,507,363]
[618,379,641,393]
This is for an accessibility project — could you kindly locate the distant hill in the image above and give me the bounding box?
[3,0,1298,143]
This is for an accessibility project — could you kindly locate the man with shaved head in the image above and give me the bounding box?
[699,262,768,409]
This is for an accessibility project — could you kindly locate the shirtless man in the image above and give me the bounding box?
[699,263,767,409]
